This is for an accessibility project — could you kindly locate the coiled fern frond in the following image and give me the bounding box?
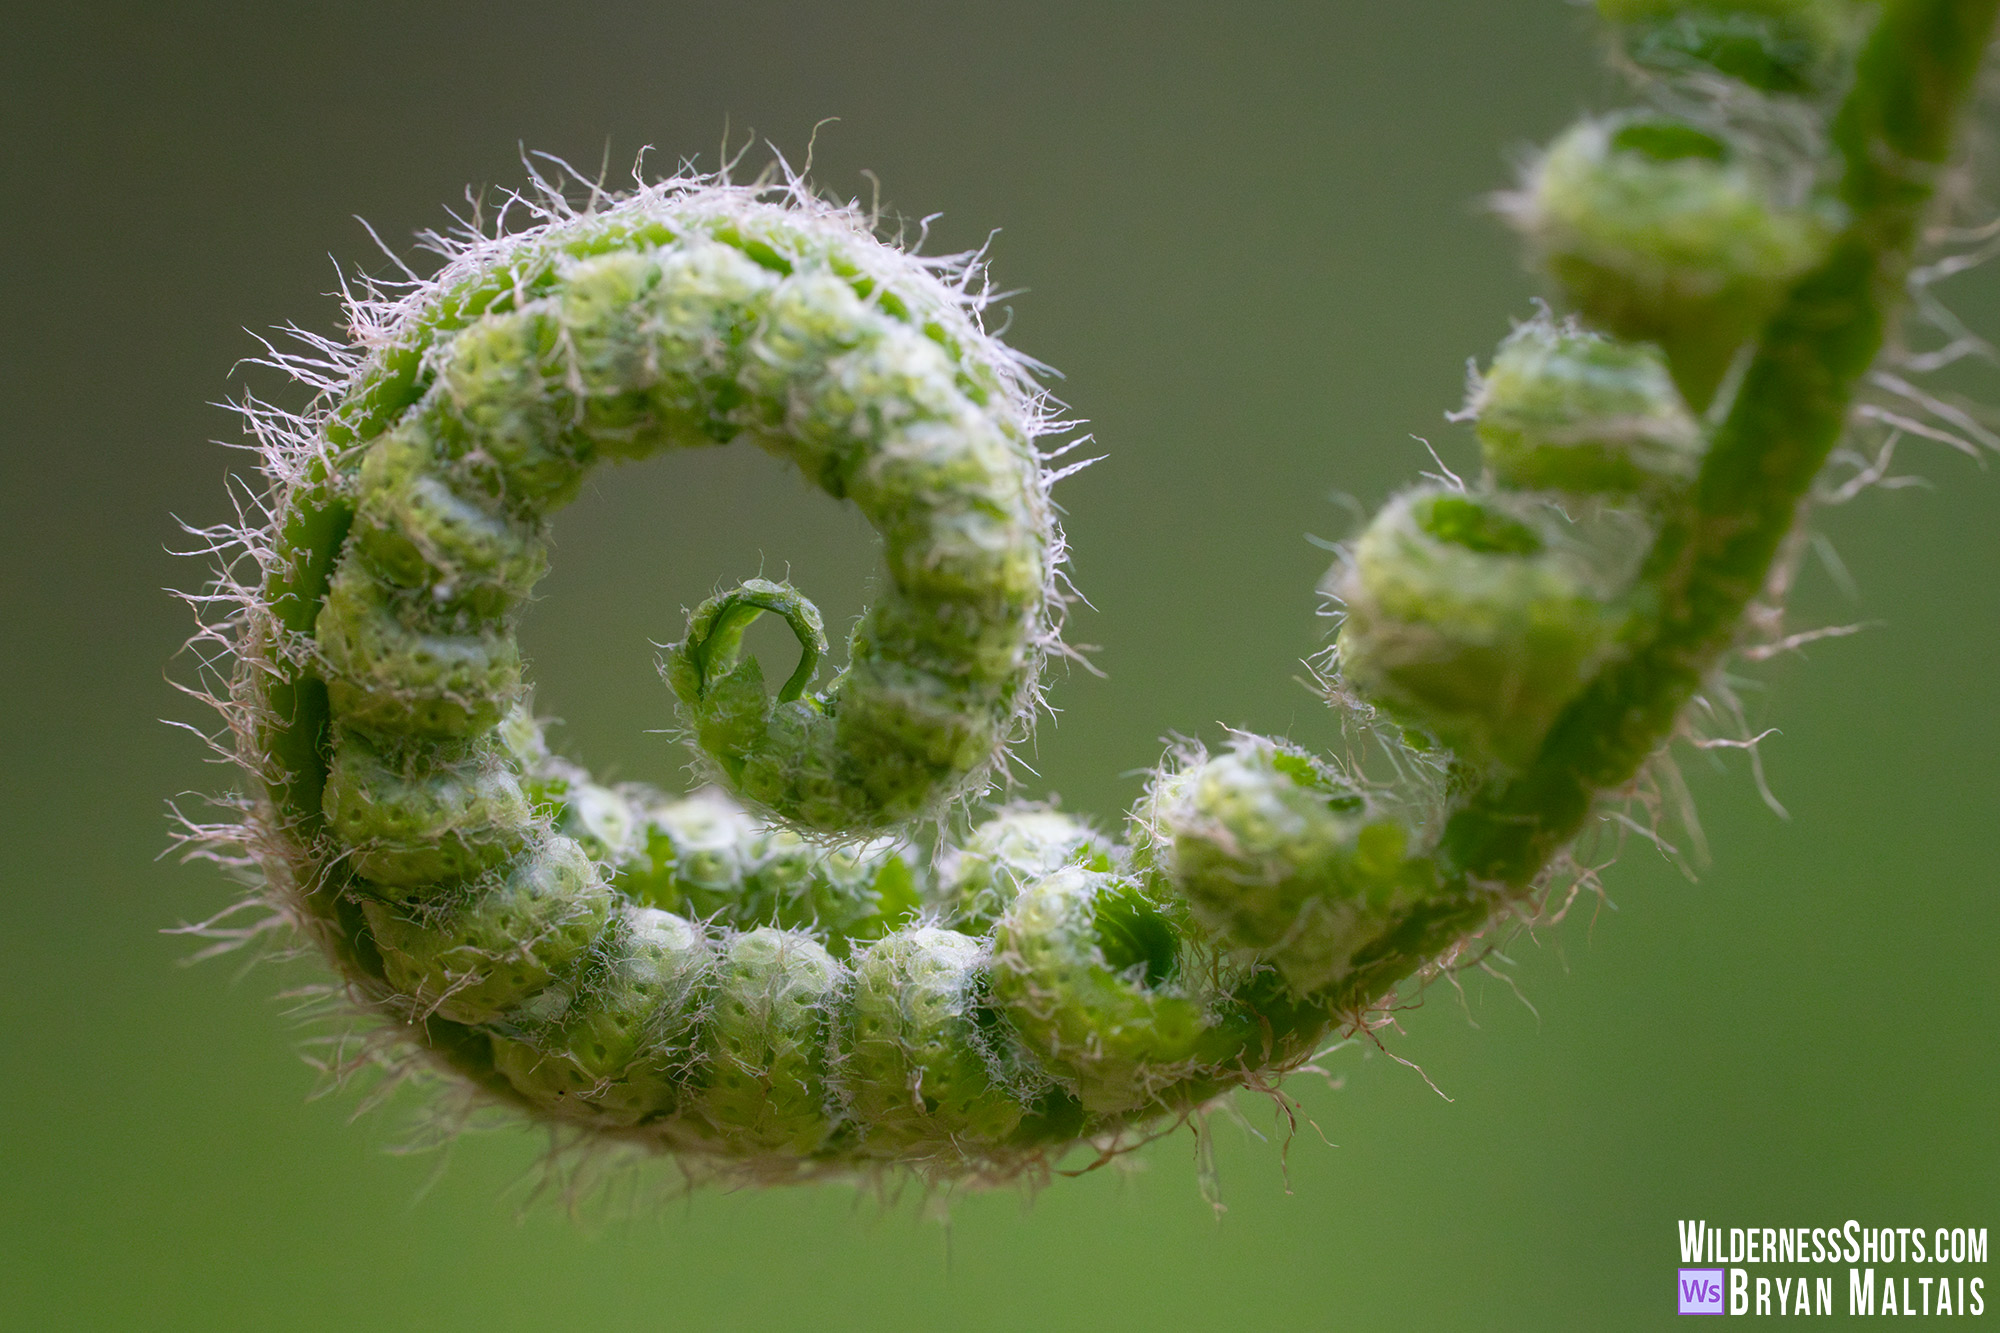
[179,0,1997,1189]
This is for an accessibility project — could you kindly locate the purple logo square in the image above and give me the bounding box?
[1678,1268,1725,1315]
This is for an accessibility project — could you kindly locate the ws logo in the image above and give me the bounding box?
[1679,1269,1725,1316]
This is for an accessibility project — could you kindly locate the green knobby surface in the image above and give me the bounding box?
[193,0,1994,1190]
[245,195,1141,1181]
[17,0,2000,1322]
[1347,0,1999,1011]
[1470,317,1706,493]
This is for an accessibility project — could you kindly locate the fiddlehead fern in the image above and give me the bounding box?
[184,0,1996,1190]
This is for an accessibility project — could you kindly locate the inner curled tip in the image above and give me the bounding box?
[680,578,829,704]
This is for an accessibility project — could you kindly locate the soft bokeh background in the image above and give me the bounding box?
[4,3,1995,1328]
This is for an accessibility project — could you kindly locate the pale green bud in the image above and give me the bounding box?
[1510,112,1840,407]
[845,927,1026,1158]
[489,906,712,1124]
[693,927,845,1156]
[991,867,1253,1115]
[1151,738,1439,995]
[1333,486,1649,768]
[1468,316,1705,495]
[941,807,1115,933]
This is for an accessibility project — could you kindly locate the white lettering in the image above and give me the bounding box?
[1852,1268,1877,1317]
[1679,1219,1704,1264]
[1731,1267,1749,1316]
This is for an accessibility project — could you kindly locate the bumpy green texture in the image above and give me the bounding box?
[1467,317,1705,494]
[1334,488,1651,769]
[940,806,1114,933]
[209,0,1993,1189]
[1511,110,1842,407]
[359,838,614,1026]
[844,927,1026,1157]
[1599,0,1864,93]
[314,202,1057,834]
[696,927,845,1156]
[991,866,1254,1115]
[487,906,710,1126]
[1146,738,1441,995]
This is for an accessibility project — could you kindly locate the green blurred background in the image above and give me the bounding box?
[3,3,1995,1328]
